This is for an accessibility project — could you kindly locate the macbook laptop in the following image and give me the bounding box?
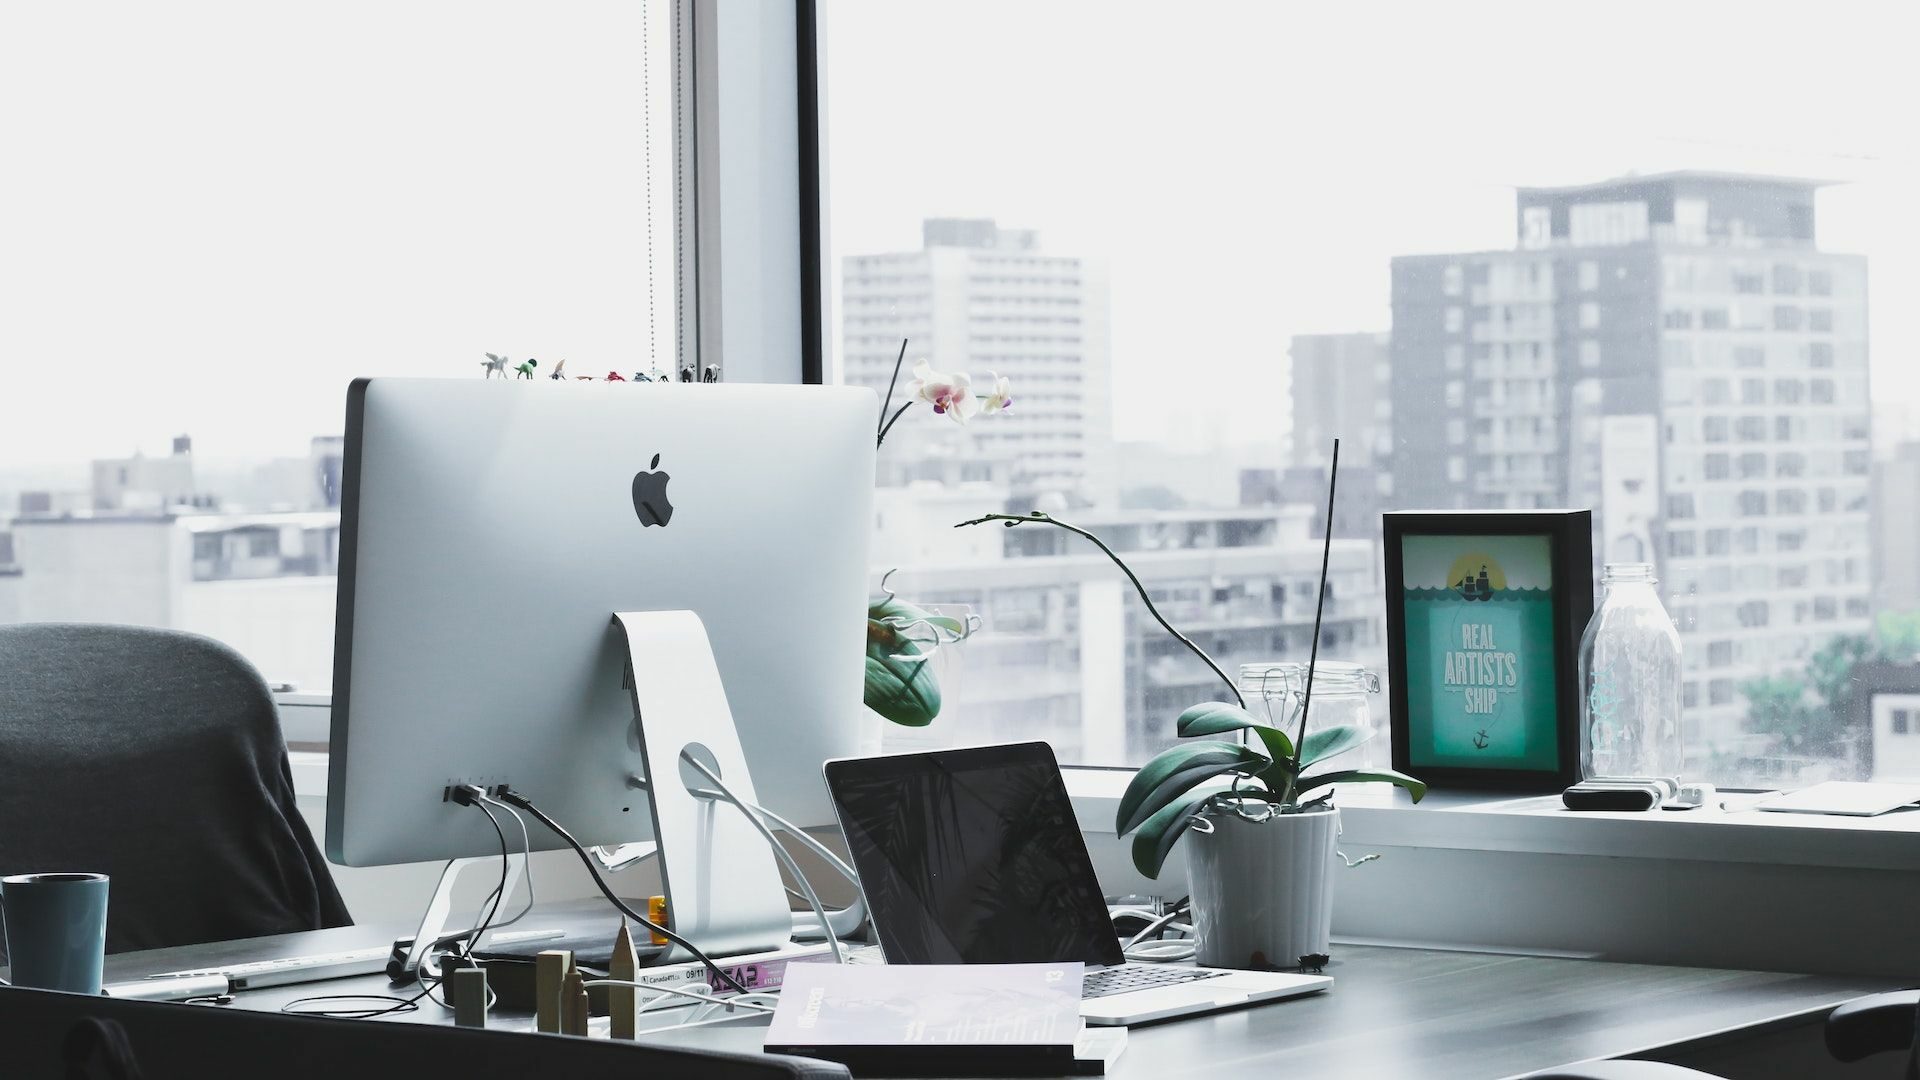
[822,741,1331,1026]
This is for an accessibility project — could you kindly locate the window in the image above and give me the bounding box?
[1774,305,1803,331]
[1810,309,1834,332]
[1896,710,1912,736]
[821,3,1915,783]
[5,3,682,696]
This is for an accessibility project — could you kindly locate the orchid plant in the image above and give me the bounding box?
[864,340,1011,727]
[954,511,1427,878]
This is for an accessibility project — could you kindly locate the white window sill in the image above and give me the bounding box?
[1063,766,1920,874]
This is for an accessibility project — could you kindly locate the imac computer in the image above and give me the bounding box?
[327,378,878,870]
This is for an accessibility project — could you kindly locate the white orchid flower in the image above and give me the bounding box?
[909,360,980,423]
[980,371,1014,414]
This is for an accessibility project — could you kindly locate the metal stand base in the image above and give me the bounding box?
[395,850,526,982]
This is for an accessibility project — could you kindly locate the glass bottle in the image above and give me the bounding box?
[1578,563,1684,782]
[1237,661,1382,770]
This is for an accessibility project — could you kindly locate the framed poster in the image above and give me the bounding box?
[1384,511,1594,792]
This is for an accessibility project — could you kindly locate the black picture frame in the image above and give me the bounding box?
[1383,510,1594,792]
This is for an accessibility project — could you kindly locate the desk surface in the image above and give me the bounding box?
[105,908,1898,1080]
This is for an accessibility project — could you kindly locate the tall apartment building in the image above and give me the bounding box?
[1392,173,1873,764]
[1874,441,1920,614]
[843,218,1114,505]
[1290,332,1391,468]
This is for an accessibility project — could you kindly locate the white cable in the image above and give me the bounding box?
[479,794,536,932]
[581,978,777,1014]
[1124,939,1197,962]
[741,799,859,884]
[682,755,844,964]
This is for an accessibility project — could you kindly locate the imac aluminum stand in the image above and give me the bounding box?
[611,609,793,960]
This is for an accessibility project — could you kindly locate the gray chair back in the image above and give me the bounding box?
[0,623,349,962]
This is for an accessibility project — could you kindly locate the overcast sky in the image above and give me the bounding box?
[2,1,1914,469]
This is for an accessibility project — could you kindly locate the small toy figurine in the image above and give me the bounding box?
[549,359,567,380]
[575,375,597,381]
[605,371,627,382]
[701,365,720,383]
[514,358,539,380]
[1298,953,1330,975]
[480,353,510,379]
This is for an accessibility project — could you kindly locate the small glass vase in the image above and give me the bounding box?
[1578,562,1684,782]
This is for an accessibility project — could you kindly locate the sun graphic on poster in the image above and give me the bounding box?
[1445,553,1507,598]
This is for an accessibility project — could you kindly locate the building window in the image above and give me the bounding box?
[1579,261,1600,291]
[1772,264,1803,294]
[1703,453,1730,480]
[1808,342,1835,368]
[1705,528,1729,555]
[1445,344,1465,371]
[1580,340,1601,369]
[1809,269,1834,296]
[1445,306,1464,332]
[1578,302,1600,330]
[1664,309,1694,330]
[1701,308,1730,330]
[1773,305,1803,331]
[1810,308,1834,332]
[1736,416,1767,442]
[1896,710,1912,736]
[1668,531,1697,557]
[1704,417,1730,443]
[1708,641,1734,668]
[1733,345,1766,369]
[1811,379,1836,404]
[1667,493,1696,519]
[1443,263,1463,296]
[1709,679,1735,706]
[1733,271,1765,294]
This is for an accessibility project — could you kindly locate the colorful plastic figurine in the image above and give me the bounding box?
[549,359,568,380]
[480,353,510,379]
[605,371,626,382]
[514,358,539,380]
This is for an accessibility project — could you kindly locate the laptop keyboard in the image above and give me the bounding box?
[1082,965,1230,1000]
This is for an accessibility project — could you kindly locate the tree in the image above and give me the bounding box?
[1741,674,1818,754]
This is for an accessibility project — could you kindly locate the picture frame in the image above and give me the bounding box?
[1383,510,1594,792]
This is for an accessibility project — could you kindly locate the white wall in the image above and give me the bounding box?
[1870,692,1920,782]
[10,518,182,626]
[178,576,338,691]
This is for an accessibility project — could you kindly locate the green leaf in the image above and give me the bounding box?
[1129,788,1225,879]
[1175,703,1294,761]
[1294,768,1426,803]
[1298,724,1374,767]
[1115,740,1271,837]
[863,633,941,727]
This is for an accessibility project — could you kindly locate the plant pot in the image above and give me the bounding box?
[1184,802,1338,970]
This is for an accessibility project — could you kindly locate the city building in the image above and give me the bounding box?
[873,492,1385,766]
[4,509,341,691]
[1874,441,1920,614]
[843,218,1114,506]
[1843,658,1920,783]
[1290,332,1391,469]
[91,435,208,512]
[1391,172,1873,765]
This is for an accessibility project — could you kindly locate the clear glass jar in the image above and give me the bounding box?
[1236,661,1382,769]
[1578,562,1684,782]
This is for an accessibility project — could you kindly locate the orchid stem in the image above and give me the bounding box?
[955,512,1244,708]
[876,402,913,447]
[876,338,909,444]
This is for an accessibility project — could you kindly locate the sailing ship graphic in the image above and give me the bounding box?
[1453,565,1494,601]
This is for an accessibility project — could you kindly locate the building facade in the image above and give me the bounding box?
[1290,332,1391,469]
[843,218,1114,506]
[1391,173,1873,770]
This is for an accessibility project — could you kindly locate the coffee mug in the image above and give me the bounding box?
[1,872,110,994]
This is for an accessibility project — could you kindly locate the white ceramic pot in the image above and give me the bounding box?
[1184,802,1339,970]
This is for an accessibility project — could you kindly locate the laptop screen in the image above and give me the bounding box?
[824,742,1125,968]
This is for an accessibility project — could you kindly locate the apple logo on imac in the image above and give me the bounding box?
[632,453,674,527]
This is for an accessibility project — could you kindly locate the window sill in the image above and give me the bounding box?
[1063,767,1920,874]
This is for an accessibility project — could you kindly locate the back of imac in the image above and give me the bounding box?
[328,378,877,867]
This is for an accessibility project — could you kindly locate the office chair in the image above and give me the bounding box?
[0,623,350,962]
[1524,990,1920,1079]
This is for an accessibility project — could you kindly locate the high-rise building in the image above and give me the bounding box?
[91,436,202,512]
[1290,332,1390,468]
[1391,172,1873,766]
[1874,441,1920,614]
[843,218,1113,505]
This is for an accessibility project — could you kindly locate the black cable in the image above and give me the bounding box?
[283,800,511,1019]
[496,788,751,996]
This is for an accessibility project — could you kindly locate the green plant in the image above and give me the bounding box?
[956,510,1426,878]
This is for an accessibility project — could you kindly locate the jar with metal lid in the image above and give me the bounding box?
[1236,660,1382,770]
